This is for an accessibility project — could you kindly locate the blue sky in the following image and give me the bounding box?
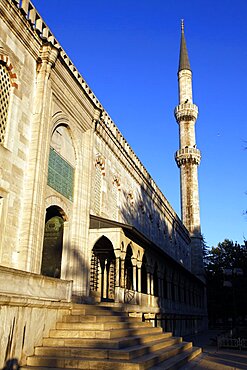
[31,0,247,247]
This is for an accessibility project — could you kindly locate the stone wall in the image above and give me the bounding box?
[0,266,72,367]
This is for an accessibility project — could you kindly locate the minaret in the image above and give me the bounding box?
[175,20,203,278]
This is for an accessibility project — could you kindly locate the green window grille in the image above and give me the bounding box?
[48,147,74,201]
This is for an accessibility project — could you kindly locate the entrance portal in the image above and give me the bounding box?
[41,206,65,278]
[90,236,116,301]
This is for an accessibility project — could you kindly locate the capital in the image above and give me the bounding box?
[38,44,59,72]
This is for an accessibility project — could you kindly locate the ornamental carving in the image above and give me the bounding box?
[95,154,105,176]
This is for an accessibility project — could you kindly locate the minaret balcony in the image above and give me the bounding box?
[175,147,201,167]
[174,103,198,123]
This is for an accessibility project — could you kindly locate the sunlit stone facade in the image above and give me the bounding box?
[0,1,207,365]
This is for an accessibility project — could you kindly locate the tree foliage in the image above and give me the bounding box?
[205,239,247,328]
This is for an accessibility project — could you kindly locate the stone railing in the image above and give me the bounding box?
[217,335,247,350]
[174,103,198,122]
[0,265,72,302]
[175,147,201,166]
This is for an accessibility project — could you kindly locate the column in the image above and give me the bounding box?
[137,262,142,293]
[103,260,107,299]
[147,272,151,295]
[150,273,154,296]
[120,256,125,288]
[115,256,120,287]
[133,264,137,291]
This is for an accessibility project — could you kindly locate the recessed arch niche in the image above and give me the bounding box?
[41,205,66,278]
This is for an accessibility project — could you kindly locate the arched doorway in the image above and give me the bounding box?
[90,236,116,302]
[41,206,65,278]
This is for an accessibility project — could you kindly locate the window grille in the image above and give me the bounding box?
[48,147,74,201]
[0,64,11,144]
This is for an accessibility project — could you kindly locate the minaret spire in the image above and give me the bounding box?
[179,19,191,72]
[174,21,204,279]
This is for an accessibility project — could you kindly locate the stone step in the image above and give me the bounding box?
[26,342,194,370]
[71,305,126,317]
[62,313,141,323]
[42,332,173,349]
[22,303,202,370]
[42,335,142,349]
[26,356,140,370]
[132,342,193,369]
[49,326,163,339]
[108,337,183,361]
[35,337,182,361]
[56,320,153,330]
[149,346,202,370]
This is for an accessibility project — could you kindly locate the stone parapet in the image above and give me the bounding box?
[174,103,198,123]
[175,147,201,167]
[0,265,73,302]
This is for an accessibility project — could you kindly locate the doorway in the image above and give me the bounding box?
[41,206,65,278]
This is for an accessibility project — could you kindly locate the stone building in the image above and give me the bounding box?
[0,0,207,366]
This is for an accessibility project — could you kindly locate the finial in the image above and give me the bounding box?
[181,19,184,33]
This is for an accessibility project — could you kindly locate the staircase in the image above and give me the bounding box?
[23,304,201,370]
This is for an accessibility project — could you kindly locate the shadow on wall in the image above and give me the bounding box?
[2,358,20,370]
[68,247,90,303]
[1,243,90,366]
[120,184,188,264]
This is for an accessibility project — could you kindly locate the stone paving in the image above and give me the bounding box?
[181,330,247,369]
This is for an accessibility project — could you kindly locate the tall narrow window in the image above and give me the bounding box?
[47,125,75,201]
[0,64,11,144]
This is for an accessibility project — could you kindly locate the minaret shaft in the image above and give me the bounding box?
[178,70,193,104]
[174,21,204,280]
[175,22,201,238]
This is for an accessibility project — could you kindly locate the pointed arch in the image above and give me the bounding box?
[90,236,116,301]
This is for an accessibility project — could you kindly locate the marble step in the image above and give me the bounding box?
[62,313,142,323]
[42,332,173,349]
[56,320,153,330]
[149,346,202,370]
[71,305,126,317]
[26,342,194,370]
[35,337,182,360]
[48,325,163,339]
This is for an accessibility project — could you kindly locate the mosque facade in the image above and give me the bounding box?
[0,0,207,365]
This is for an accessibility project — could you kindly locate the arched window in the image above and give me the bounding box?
[48,125,75,201]
[0,63,11,145]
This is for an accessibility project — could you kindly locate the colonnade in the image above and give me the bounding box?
[90,236,203,310]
